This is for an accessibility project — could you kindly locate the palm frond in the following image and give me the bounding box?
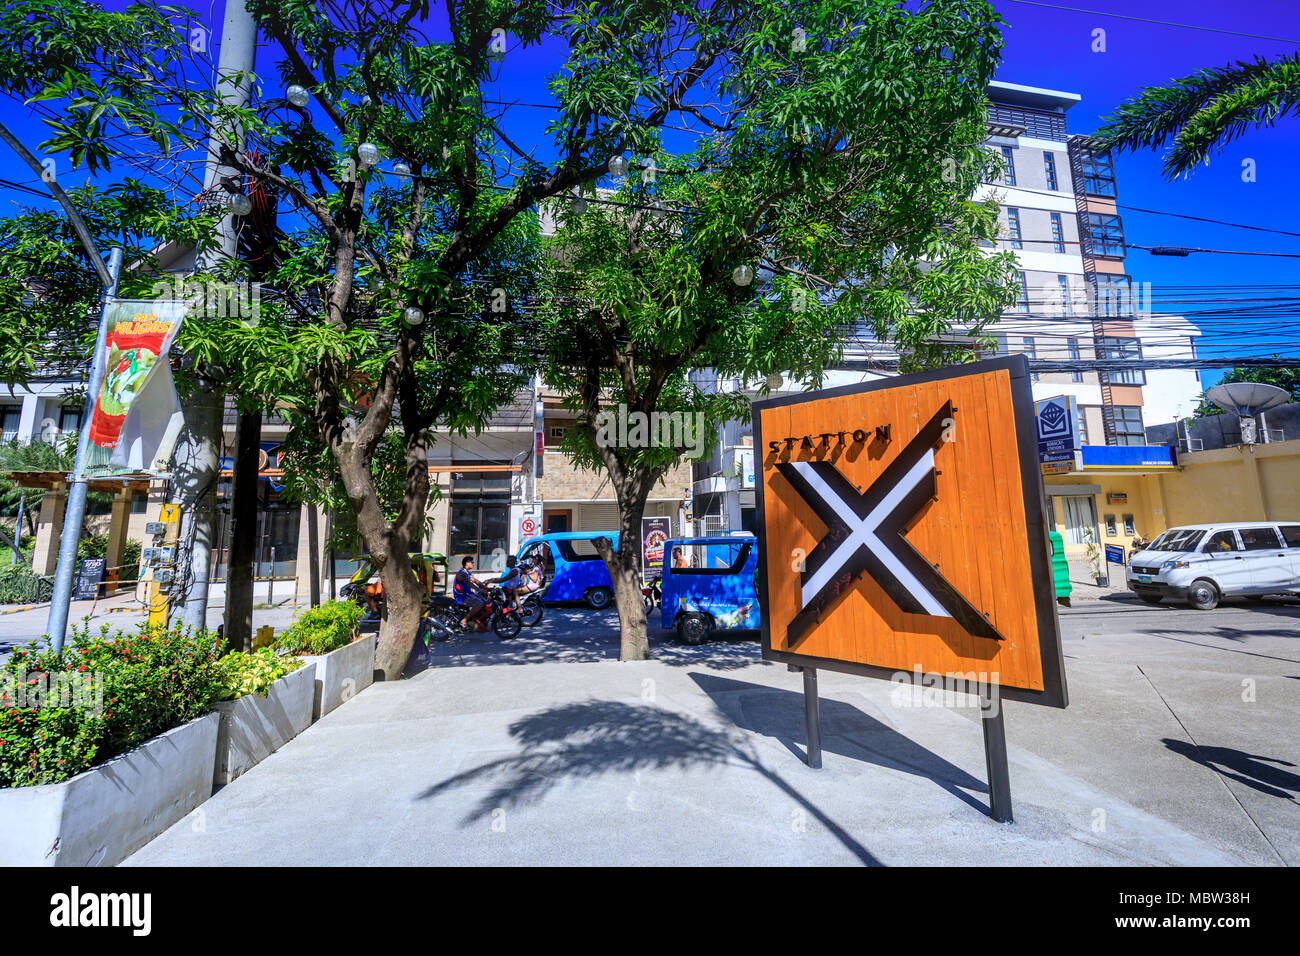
[1095,55,1300,178]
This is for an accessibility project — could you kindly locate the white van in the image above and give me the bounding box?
[1127,522,1300,609]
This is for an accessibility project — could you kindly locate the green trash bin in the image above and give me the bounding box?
[1047,530,1072,605]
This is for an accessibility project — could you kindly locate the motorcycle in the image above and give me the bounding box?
[517,582,548,628]
[641,575,661,614]
[416,585,522,651]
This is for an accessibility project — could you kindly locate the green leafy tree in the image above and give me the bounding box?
[1195,364,1300,417]
[537,0,1018,658]
[6,0,843,677]
[1096,54,1300,178]
[0,182,219,385]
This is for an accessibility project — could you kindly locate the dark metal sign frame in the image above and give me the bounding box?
[754,354,1067,709]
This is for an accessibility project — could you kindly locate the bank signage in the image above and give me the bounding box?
[1081,445,1177,470]
[753,355,1067,708]
[1035,395,1079,464]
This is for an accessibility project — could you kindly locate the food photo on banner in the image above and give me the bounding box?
[84,300,187,477]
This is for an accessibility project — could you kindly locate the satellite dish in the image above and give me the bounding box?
[1206,382,1289,445]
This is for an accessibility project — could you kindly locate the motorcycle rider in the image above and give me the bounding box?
[454,556,490,632]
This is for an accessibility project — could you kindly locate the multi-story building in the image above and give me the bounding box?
[689,81,1205,582]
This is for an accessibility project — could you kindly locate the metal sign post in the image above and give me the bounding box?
[981,691,1013,823]
[46,247,123,652]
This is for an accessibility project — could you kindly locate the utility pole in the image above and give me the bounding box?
[173,0,258,633]
[46,248,124,651]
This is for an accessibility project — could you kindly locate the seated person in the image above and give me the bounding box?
[362,579,384,620]
[453,556,489,631]
[493,555,524,609]
[517,557,544,601]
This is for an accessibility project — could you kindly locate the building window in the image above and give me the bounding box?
[1016,271,1029,312]
[1022,336,1038,381]
[1057,275,1071,315]
[1067,337,1084,382]
[1006,207,1023,249]
[1061,495,1096,546]
[1001,146,1017,186]
[130,494,148,514]
[1081,151,1117,196]
[1097,336,1146,385]
[59,405,81,436]
[1077,406,1090,443]
[0,406,20,442]
[1096,275,1133,317]
[1044,151,1059,190]
[448,470,512,571]
[1085,213,1126,257]
[1050,213,1066,253]
[1112,406,1145,446]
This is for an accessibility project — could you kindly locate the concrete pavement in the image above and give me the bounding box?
[124,595,1300,866]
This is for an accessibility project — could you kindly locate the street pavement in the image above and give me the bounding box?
[123,593,1300,867]
[0,580,345,656]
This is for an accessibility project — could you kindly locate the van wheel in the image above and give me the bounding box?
[677,613,711,646]
[585,587,612,610]
[1188,579,1220,611]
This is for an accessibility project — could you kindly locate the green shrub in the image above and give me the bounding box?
[0,562,52,605]
[274,600,365,656]
[214,648,304,701]
[0,622,223,788]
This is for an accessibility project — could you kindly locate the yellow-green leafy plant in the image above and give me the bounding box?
[214,648,303,701]
[274,600,365,657]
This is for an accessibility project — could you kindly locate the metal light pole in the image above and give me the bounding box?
[46,247,124,651]
[172,0,258,634]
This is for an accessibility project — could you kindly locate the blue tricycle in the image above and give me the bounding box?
[659,535,761,644]
[515,531,620,609]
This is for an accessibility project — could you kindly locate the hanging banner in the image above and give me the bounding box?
[86,300,187,477]
[640,515,671,582]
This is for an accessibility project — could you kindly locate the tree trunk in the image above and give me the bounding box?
[374,558,423,678]
[600,478,653,661]
[222,408,261,653]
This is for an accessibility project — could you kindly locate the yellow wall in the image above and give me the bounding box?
[1045,439,1300,566]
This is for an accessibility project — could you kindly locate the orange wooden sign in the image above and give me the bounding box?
[754,356,1067,707]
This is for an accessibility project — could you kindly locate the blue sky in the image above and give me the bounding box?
[987,0,1300,386]
[2,0,1297,388]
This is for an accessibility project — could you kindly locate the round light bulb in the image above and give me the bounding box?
[228,193,252,216]
[403,306,424,326]
[732,264,754,286]
[361,94,373,108]
[607,154,628,177]
[765,372,783,390]
[393,161,411,177]
[572,197,588,215]
[461,93,480,110]
[286,84,310,107]
[357,142,381,166]
[487,47,505,64]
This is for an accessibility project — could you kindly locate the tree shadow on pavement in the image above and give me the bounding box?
[416,698,885,865]
[1163,738,1300,801]
[690,673,991,815]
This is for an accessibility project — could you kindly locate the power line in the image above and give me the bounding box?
[998,0,1300,45]
[1116,203,1300,239]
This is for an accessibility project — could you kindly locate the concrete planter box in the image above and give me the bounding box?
[213,662,316,786]
[301,636,375,719]
[0,712,219,867]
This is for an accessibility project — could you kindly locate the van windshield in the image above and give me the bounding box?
[1149,529,1205,552]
